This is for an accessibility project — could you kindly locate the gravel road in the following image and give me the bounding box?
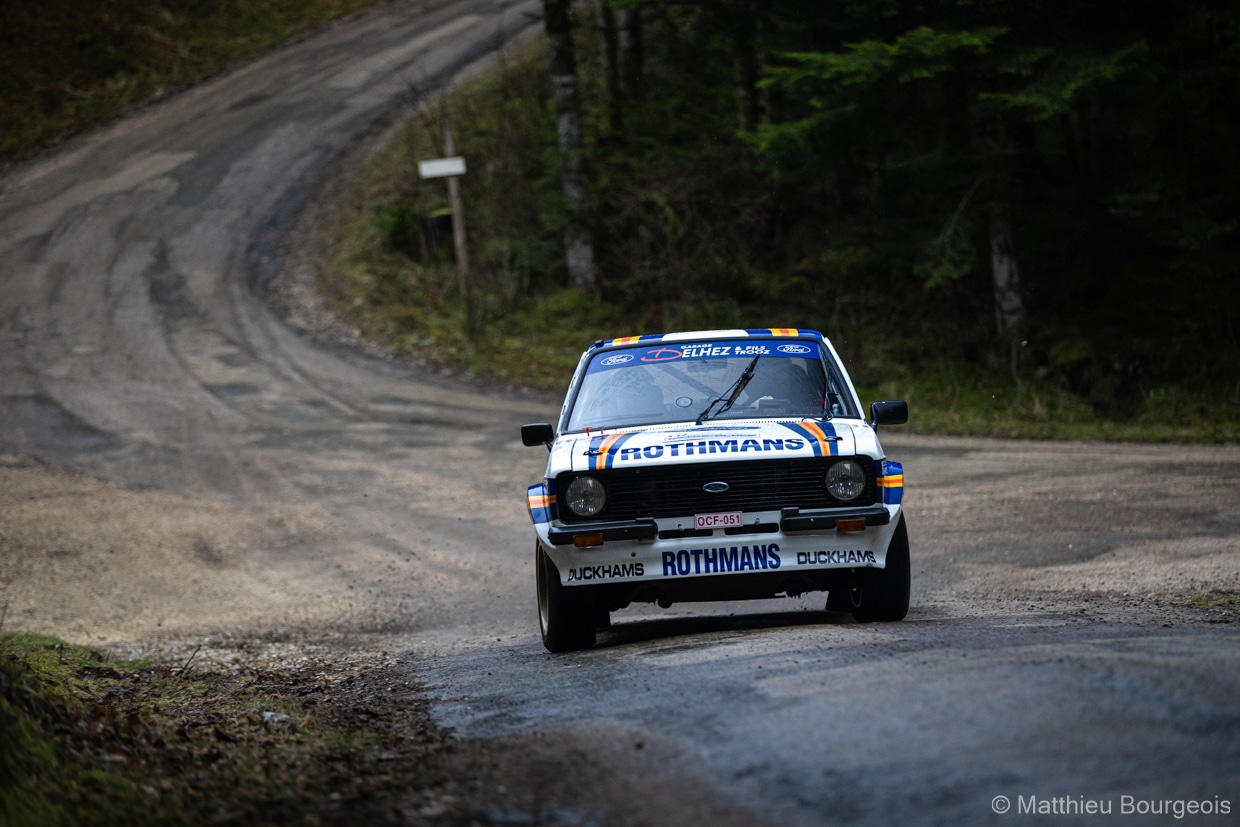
[1,1,1237,824]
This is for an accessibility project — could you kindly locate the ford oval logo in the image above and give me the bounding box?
[703,481,730,494]
[600,353,634,366]
[777,343,812,354]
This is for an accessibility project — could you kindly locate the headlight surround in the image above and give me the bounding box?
[825,460,866,501]
[564,476,607,517]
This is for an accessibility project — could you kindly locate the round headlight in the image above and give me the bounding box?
[825,460,866,501]
[565,476,606,517]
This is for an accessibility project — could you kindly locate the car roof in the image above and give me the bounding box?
[589,328,826,352]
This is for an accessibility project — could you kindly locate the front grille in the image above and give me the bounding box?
[557,456,877,523]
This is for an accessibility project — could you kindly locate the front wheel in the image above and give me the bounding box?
[850,515,910,622]
[536,543,596,652]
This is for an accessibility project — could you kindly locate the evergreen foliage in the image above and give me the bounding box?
[328,0,1237,437]
[742,0,1240,411]
[576,0,1239,421]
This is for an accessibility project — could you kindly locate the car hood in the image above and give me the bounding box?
[550,419,881,474]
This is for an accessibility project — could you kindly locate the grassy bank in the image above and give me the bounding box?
[313,35,1238,443]
[0,632,458,826]
[0,0,386,164]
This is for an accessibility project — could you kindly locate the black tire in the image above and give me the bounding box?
[851,515,911,622]
[536,543,596,652]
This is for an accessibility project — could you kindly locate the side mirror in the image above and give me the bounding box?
[521,423,555,447]
[870,400,908,429]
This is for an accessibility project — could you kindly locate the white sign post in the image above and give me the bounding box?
[419,134,471,334]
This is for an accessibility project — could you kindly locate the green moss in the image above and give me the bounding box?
[0,633,449,825]
[1,634,139,826]
[1186,593,1240,611]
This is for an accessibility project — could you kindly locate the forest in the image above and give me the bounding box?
[522,0,1240,421]
[3,0,1237,438]
[328,0,1237,440]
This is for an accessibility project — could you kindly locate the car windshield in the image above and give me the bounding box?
[565,339,857,431]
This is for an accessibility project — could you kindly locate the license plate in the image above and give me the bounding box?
[695,511,743,530]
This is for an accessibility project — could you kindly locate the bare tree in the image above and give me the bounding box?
[616,5,643,101]
[543,0,597,287]
[990,191,1025,379]
[981,121,1025,381]
[733,23,760,131]
[597,1,623,133]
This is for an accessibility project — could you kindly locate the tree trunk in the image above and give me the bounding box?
[442,122,474,338]
[617,6,643,101]
[990,194,1025,379]
[734,26,760,131]
[597,1,623,133]
[543,0,596,288]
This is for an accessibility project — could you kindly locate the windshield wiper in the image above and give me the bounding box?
[696,355,760,424]
[817,390,839,421]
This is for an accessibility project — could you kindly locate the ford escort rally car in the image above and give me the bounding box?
[522,328,909,652]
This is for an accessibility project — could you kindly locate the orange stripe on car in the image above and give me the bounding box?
[800,420,836,455]
[590,432,626,470]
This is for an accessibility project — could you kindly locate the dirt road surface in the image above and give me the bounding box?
[1,1,1237,824]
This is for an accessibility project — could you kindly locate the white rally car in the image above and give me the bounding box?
[522,328,909,651]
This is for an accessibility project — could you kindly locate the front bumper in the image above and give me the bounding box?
[535,503,902,589]
[548,519,659,546]
[548,503,889,546]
